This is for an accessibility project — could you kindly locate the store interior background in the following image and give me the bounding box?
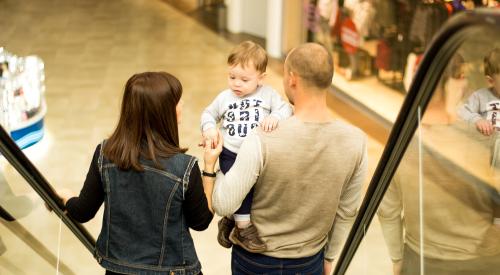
[1,0,499,274]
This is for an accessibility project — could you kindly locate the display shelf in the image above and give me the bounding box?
[10,100,46,149]
[0,48,46,149]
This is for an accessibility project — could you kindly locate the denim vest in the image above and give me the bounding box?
[94,142,202,275]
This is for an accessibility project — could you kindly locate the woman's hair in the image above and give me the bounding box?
[104,72,187,171]
[227,40,268,73]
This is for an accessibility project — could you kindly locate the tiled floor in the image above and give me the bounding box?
[0,0,387,274]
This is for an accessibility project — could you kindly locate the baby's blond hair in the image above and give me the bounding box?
[227,41,267,73]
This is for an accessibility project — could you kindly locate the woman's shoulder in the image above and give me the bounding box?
[164,153,198,167]
[173,152,197,161]
[159,153,199,178]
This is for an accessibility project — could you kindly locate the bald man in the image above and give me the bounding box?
[208,43,368,274]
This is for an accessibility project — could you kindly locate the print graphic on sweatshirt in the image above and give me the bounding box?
[487,100,500,130]
[222,98,263,137]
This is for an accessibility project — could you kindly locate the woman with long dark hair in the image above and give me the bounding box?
[59,72,221,275]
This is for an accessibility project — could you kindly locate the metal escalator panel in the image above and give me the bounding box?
[336,10,500,275]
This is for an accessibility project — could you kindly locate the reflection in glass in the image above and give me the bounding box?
[377,34,500,274]
[345,27,500,275]
[0,167,34,220]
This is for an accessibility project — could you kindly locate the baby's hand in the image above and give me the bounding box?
[261,116,279,132]
[475,119,494,136]
[201,128,219,149]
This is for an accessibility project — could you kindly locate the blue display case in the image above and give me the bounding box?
[0,48,46,149]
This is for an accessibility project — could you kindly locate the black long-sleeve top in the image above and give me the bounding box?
[66,145,213,231]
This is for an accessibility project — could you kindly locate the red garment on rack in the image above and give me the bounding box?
[376,40,391,70]
[340,18,359,54]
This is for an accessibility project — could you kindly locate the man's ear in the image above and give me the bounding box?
[289,71,298,87]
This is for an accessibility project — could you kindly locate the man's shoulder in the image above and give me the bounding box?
[256,117,365,140]
[255,117,296,137]
[331,120,366,137]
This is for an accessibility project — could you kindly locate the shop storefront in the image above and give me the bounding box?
[304,0,500,125]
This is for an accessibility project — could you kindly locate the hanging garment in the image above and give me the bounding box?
[403,53,423,92]
[317,0,333,19]
[409,3,449,48]
[330,1,341,38]
[329,0,339,27]
[376,39,392,71]
[343,0,359,11]
[351,1,376,38]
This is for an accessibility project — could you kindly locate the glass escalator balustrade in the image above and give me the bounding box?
[343,20,500,275]
[0,160,98,274]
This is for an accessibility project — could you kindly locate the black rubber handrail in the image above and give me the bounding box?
[333,9,500,275]
[0,125,96,253]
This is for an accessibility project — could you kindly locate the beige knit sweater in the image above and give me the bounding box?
[212,116,368,260]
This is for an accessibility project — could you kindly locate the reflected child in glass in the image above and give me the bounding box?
[458,48,500,135]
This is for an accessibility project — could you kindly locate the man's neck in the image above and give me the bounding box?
[293,89,335,123]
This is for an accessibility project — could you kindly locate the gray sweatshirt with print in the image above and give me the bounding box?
[201,85,293,153]
[458,87,500,128]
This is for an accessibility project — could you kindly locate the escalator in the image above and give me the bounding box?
[0,9,499,275]
[335,9,500,275]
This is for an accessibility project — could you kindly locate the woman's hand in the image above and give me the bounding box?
[203,130,223,171]
[58,188,76,205]
[46,188,75,212]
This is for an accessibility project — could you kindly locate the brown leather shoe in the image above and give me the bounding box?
[217,217,235,248]
[229,223,267,253]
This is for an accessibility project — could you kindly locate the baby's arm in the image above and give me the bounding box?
[457,92,494,136]
[261,89,293,132]
[457,92,482,123]
[201,95,223,147]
